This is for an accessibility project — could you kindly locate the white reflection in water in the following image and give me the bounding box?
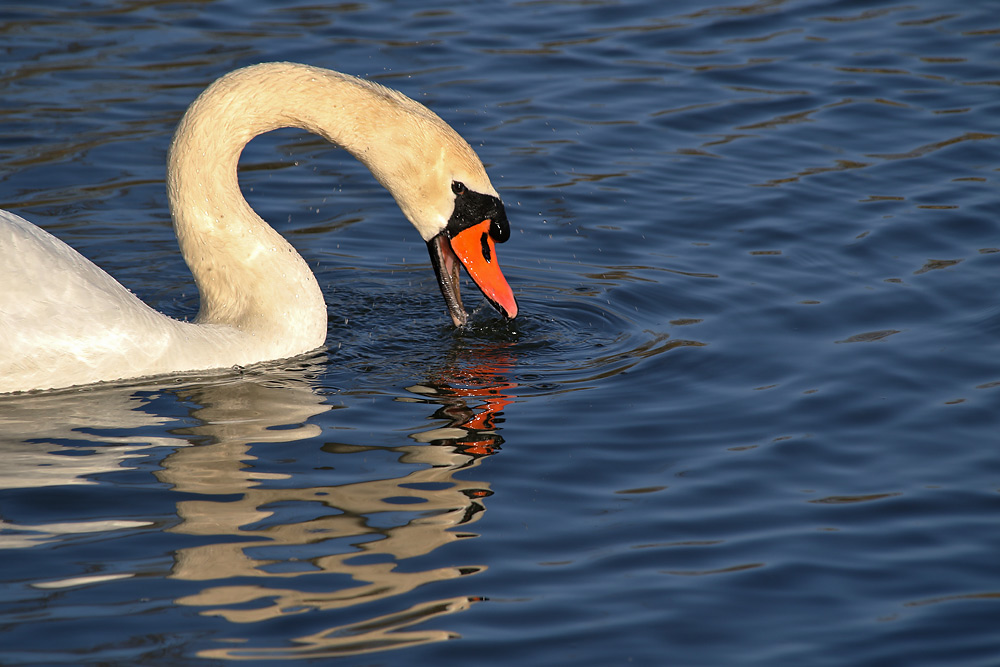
[166,352,514,659]
[0,352,515,659]
[0,386,181,548]
[0,389,181,491]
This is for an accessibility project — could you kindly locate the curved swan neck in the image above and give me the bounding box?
[168,62,483,237]
[165,62,422,345]
[165,62,491,344]
[168,63,397,188]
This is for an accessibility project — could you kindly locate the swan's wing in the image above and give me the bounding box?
[0,209,174,390]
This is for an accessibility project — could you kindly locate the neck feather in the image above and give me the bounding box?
[164,62,484,354]
[164,63,393,349]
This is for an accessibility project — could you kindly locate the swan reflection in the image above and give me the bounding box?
[166,350,516,658]
[0,385,182,548]
[0,351,515,659]
[0,351,516,658]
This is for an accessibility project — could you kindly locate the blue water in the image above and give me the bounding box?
[2,0,1000,664]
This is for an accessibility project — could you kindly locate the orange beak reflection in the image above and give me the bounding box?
[428,219,517,327]
[406,345,518,457]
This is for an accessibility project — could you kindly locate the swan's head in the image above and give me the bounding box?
[372,129,518,327]
[337,74,518,326]
[422,175,518,327]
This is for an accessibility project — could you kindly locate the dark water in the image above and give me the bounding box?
[2,1,1000,664]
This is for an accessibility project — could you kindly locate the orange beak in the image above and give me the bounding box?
[427,219,517,326]
[450,220,518,319]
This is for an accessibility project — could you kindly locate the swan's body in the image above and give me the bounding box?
[0,62,516,394]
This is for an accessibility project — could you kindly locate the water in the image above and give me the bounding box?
[2,0,1000,664]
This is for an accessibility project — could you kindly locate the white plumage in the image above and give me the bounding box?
[0,62,513,393]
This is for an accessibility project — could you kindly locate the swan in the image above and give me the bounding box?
[0,62,517,394]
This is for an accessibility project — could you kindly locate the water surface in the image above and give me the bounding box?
[2,1,1000,664]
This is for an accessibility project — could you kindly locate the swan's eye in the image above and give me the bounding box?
[451,181,466,196]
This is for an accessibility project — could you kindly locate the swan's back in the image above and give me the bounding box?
[0,210,240,392]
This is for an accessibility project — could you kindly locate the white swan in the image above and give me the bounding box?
[0,62,517,394]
